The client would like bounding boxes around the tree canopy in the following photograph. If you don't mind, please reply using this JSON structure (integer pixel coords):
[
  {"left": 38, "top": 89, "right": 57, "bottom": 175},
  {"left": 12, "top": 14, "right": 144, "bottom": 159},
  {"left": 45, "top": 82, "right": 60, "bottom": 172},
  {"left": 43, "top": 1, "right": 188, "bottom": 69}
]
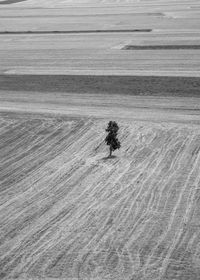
[{"left": 105, "top": 121, "right": 121, "bottom": 157}]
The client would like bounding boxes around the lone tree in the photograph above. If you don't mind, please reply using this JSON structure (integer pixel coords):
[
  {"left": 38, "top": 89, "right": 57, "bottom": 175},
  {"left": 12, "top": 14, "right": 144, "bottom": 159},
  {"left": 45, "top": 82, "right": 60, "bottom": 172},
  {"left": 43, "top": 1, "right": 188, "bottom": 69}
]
[{"left": 105, "top": 121, "right": 121, "bottom": 157}]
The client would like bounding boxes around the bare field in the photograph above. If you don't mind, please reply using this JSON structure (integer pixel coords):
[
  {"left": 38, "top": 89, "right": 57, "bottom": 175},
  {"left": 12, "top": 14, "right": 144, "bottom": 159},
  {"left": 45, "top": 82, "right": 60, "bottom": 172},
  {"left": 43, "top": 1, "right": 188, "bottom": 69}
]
[
  {"left": 1, "top": 109, "right": 200, "bottom": 280},
  {"left": 1, "top": 75, "right": 200, "bottom": 97},
  {"left": 1, "top": 43, "right": 200, "bottom": 77},
  {"left": 1, "top": 89, "right": 200, "bottom": 124}
]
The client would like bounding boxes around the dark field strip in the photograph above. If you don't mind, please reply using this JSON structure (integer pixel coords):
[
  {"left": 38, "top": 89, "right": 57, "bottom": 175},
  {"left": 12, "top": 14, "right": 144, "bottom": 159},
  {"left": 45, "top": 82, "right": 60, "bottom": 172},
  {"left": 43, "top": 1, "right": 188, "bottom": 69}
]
[
  {"left": 0, "top": 0, "right": 26, "bottom": 4},
  {"left": 1, "top": 74, "right": 200, "bottom": 97},
  {"left": 0, "top": 13, "right": 163, "bottom": 18},
  {"left": 0, "top": 29, "right": 152, "bottom": 35},
  {"left": 123, "top": 45, "right": 200, "bottom": 50}
]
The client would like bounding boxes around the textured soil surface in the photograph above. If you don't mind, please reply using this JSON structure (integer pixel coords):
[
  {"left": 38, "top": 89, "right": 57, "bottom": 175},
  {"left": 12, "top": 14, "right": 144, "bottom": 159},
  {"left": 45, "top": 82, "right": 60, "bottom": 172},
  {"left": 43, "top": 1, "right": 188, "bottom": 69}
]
[{"left": 1, "top": 110, "right": 200, "bottom": 280}]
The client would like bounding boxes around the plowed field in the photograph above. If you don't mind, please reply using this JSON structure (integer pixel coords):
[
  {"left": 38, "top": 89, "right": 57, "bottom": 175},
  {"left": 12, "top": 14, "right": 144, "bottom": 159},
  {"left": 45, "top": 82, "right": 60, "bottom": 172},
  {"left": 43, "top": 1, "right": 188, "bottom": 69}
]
[{"left": 1, "top": 96, "right": 200, "bottom": 279}]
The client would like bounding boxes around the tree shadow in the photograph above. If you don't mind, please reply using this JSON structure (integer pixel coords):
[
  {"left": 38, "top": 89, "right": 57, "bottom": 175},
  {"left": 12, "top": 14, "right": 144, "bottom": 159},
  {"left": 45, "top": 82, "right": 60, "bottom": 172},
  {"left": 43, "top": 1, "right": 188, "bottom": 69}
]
[{"left": 101, "top": 155, "right": 117, "bottom": 161}]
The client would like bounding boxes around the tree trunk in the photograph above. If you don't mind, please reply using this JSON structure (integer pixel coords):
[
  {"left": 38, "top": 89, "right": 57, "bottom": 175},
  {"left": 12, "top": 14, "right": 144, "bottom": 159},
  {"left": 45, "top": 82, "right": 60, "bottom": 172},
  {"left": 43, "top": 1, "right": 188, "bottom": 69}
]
[{"left": 109, "top": 146, "right": 112, "bottom": 157}]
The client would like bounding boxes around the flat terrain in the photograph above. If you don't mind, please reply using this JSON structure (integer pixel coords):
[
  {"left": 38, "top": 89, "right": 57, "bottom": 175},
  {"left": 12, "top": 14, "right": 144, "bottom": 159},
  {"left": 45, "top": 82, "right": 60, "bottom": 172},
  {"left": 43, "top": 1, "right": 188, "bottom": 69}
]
[
  {"left": 1, "top": 74, "right": 200, "bottom": 97},
  {"left": 0, "top": 0, "right": 200, "bottom": 76},
  {"left": 0, "top": 1, "right": 200, "bottom": 280}
]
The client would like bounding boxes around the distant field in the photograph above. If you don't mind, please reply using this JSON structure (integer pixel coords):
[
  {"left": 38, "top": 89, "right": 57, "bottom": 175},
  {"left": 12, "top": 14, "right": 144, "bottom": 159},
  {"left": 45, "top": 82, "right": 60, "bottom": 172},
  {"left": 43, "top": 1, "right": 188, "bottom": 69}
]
[
  {"left": 1, "top": 74, "right": 200, "bottom": 97},
  {"left": 123, "top": 45, "right": 200, "bottom": 50},
  {"left": 0, "top": 0, "right": 26, "bottom": 4},
  {"left": 0, "top": 29, "right": 152, "bottom": 34},
  {"left": 0, "top": 0, "right": 200, "bottom": 76}
]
